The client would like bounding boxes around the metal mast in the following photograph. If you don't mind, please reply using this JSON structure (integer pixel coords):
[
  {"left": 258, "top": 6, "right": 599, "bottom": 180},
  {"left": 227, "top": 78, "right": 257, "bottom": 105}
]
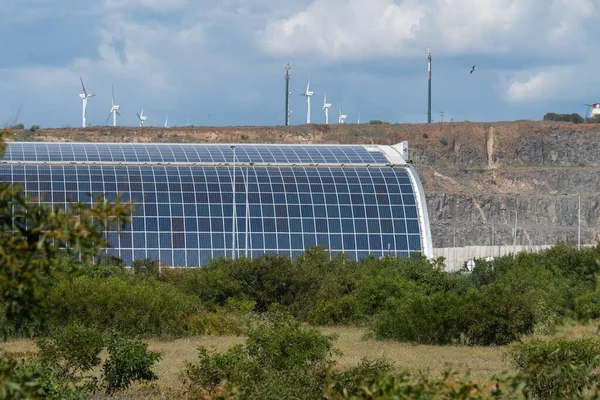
[
  {"left": 427, "top": 48, "right": 432, "bottom": 124},
  {"left": 284, "top": 63, "right": 291, "bottom": 126}
]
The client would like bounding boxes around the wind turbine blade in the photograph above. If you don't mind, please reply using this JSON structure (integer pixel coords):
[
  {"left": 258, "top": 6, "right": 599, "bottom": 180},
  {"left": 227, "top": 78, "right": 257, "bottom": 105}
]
[
  {"left": 136, "top": 113, "right": 141, "bottom": 119},
  {"left": 80, "top": 76, "right": 87, "bottom": 96},
  {"left": 112, "top": 84, "right": 115, "bottom": 105},
  {"left": 116, "top": 111, "right": 121, "bottom": 116}
]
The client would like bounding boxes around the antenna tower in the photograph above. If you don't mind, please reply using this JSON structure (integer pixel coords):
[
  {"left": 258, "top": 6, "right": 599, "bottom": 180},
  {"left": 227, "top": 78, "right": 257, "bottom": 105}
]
[
  {"left": 284, "top": 63, "right": 292, "bottom": 126},
  {"left": 427, "top": 48, "right": 432, "bottom": 124}
]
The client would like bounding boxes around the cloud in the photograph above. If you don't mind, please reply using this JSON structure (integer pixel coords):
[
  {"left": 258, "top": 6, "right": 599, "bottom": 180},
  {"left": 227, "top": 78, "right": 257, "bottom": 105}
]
[
  {"left": 258, "top": 0, "right": 598, "bottom": 62},
  {"left": 505, "top": 71, "right": 561, "bottom": 102}
]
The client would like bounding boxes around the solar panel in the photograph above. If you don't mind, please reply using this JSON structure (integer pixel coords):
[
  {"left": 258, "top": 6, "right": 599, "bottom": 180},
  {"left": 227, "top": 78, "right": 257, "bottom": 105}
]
[
  {"left": 2, "top": 143, "right": 391, "bottom": 165},
  {"left": 0, "top": 163, "right": 424, "bottom": 267}
]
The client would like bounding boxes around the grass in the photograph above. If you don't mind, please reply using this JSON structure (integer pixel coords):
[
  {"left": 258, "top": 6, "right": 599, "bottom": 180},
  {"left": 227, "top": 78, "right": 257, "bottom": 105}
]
[{"left": 1, "top": 323, "right": 598, "bottom": 399}]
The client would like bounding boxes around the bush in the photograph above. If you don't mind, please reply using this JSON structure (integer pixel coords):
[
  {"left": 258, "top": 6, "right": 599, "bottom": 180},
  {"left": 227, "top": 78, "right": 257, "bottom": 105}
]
[
  {"left": 102, "top": 332, "right": 162, "bottom": 394},
  {"left": 329, "top": 358, "right": 394, "bottom": 397},
  {"left": 575, "top": 291, "right": 600, "bottom": 322},
  {"left": 330, "top": 370, "right": 526, "bottom": 399},
  {"left": 43, "top": 275, "right": 200, "bottom": 336},
  {"left": 0, "top": 354, "right": 86, "bottom": 400},
  {"left": 508, "top": 337, "right": 600, "bottom": 399},
  {"left": 36, "top": 324, "right": 104, "bottom": 383},
  {"left": 184, "top": 311, "right": 338, "bottom": 399},
  {"left": 440, "top": 137, "right": 448, "bottom": 146}
]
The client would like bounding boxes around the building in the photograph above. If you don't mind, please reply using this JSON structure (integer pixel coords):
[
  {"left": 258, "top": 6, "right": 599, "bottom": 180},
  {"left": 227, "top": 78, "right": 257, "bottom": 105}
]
[
  {"left": 592, "top": 104, "right": 600, "bottom": 118},
  {"left": 0, "top": 142, "right": 432, "bottom": 267}
]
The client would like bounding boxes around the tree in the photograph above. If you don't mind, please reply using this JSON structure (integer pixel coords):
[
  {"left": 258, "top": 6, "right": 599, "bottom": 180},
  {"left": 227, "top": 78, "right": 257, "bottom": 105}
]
[
  {"left": 543, "top": 112, "right": 584, "bottom": 124},
  {"left": 0, "top": 129, "right": 132, "bottom": 335}
]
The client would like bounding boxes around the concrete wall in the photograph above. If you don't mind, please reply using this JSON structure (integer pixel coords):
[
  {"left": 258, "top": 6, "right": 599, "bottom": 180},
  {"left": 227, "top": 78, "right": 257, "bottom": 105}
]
[{"left": 433, "top": 244, "right": 596, "bottom": 272}]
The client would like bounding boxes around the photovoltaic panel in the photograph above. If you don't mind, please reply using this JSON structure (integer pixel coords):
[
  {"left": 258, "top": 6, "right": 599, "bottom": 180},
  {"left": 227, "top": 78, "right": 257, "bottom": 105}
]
[
  {"left": 0, "top": 142, "right": 430, "bottom": 267},
  {"left": 2, "top": 143, "right": 390, "bottom": 165}
]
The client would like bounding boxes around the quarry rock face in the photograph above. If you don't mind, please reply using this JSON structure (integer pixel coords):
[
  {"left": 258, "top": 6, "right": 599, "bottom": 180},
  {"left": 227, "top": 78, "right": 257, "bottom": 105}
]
[{"left": 11, "top": 121, "right": 600, "bottom": 248}]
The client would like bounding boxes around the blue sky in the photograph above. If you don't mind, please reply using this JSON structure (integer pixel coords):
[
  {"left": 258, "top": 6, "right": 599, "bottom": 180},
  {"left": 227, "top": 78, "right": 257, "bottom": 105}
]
[{"left": 1, "top": 0, "right": 599, "bottom": 128}]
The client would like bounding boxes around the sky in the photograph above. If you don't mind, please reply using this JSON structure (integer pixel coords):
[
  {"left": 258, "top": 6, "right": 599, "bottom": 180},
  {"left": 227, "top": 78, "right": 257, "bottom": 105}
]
[{"left": 1, "top": 0, "right": 599, "bottom": 128}]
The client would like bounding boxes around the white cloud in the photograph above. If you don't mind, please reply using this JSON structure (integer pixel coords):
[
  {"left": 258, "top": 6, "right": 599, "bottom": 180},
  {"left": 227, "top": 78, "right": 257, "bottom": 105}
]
[
  {"left": 258, "top": 0, "right": 599, "bottom": 61},
  {"left": 505, "top": 71, "right": 561, "bottom": 102}
]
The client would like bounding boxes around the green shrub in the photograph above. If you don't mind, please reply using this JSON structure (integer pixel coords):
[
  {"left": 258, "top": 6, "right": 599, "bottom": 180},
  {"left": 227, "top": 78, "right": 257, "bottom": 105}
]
[
  {"left": 330, "top": 370, "right": 526, "bottom": 399},
  {"left": 132, "top": 258, "right": 161, "bottom": 276},
  {"left": 36, "top": 324, "right": 104, "bottom": 383},
  {"left": 329, "top": 358, "right": 394, "bottom": 397},
  {"left": 101, "top": 332, "right": 162, "bottom": 394},
  {"left": 371, "top": 291, "right": 463, "bottom": 344},
  {"left": 575, "top": 291, "right": 600, "bottom": 322},
  {"left": 0, "top": 354, "right": 86, "bottom": 400},
  {"left": 43, "top": 275, "right": 200, "bottom": 336},
  {"left": 184, "top": 311, "right": 337, "bottom": 399},
  {"left": 508, "top": 337, "right": 600, "bottom": 399}
]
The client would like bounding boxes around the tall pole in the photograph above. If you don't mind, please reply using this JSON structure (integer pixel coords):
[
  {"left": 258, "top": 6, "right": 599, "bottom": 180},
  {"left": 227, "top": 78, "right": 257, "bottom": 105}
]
[
  {"left": 231, "top": 146, "right": 236, "bottom": 260},
  {"left": 284, "top": 63, "right": 291, "bottom": 126},
  {"left": 427, "top": 48, "right": 432, "bottom": 124},
  {"left": 512, "top": 209, "right": 518, "bottom": 259},
  {"left": 578, "top": 194, "right": 581, "bottom": 250}
]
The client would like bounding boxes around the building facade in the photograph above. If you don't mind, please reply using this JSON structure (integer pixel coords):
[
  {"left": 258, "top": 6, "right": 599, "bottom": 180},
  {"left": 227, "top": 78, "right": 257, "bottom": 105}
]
[{"left": 0, "top": 142, "right": 432, "bottom": 267}]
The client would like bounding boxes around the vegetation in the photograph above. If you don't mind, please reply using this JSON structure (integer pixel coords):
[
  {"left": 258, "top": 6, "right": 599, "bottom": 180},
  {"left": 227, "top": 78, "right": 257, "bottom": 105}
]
[
  {"left": 543, "top": 112, "right": 584, "bottom": 123},
  {"left": 4, "top": 126, "right": 600, "bottom": 398}
]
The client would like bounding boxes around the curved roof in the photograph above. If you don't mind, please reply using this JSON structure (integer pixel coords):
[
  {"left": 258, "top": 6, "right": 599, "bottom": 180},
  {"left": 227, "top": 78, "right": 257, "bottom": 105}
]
[{"left": 1, "top": 142, "right": 408, "bottom": 166}]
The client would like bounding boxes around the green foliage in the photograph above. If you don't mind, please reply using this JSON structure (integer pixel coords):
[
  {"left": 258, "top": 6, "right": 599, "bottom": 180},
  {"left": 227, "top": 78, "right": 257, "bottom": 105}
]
[
  {"left": 508, "top": 337, "right": 600, "bottom": 399},
  {"left": 329, "top": 358, "right": 394, "bottom": 397},
  {"left": 368, "top": 120, "right": 384, "bottom": 125},
  {"left": 440, "top": 137, "right": 448, "bottom": 146},
  {"left": 36, "top": 325, "right": 104, "bottom": 383},
  {"left": 101, "top": 332, "right": 162, "bottom": 394},
  {"left": 0, "top": 354, "right": 86, "bottom": 400},
  {"left": 543, "top": 112, "right": 584, "bottom": 123},
  {"left": 574, "top": 291, "right": 600, "bottom": 322},
  {"left": 184, "top": 311, "right": 338, "bottom": 399},
  {"left": 0, "top": 128, "right": 131, "bottom": 333},
  {"left": 43, "top": 275, "right": 200, "bottom": 336},
  {"left": 330, "top": 370, "right": 526, "bottom": 399},
  {"left": 132, "top": 257, "right": 161, "bottom": 276}
]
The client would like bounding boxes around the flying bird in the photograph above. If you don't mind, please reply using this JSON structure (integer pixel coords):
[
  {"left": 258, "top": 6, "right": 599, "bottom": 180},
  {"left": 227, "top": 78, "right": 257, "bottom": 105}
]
[{"left": 470, "top": 65, "right": 476, "bottom": 74}]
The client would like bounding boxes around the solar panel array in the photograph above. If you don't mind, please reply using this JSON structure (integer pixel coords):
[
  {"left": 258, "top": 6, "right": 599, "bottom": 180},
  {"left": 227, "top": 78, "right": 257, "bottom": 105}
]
[
  {"left": 0, "top": 143, "right": 425, "bottom": 267},
  {"left": 2, "top": 143, "right": 390, "bottom": 164}
]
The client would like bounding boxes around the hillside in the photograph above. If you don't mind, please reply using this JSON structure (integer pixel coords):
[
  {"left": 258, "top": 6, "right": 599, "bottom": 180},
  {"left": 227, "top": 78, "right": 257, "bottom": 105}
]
[{"left": 8, "top": 121, "right": 600, "bottom": 248}]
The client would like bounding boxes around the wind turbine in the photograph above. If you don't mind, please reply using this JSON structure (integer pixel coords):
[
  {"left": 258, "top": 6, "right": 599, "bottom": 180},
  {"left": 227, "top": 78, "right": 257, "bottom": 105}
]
[
  {"left": 301, "top": 78, "right": 314, "bottom": 124},
  {"left": 78, "top": 76, "right": 95, "bottom": 128},
  {"left": 136, "top": 109, "right": 147, "bottom": 127},
  {"left": 584, "top": 103, "right": 592, "bottom": 121},
  {"left": 106, "top": 84, "right": 120, "bottom": 126},
  {"left": 338, "top": 105, "right": 347, "bottom": 124},
  {"left": 322, "top": 93, "right": 331, "bottom": 124},
  {"left": 164, "top": 115, "right": 168, "bottom": 128}
]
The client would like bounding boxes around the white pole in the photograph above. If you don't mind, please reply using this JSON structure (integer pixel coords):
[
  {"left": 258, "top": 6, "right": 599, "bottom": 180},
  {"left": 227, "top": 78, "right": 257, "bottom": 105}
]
[
  {"left": 307, "top": 96, "right": 311, "bottom": 124},
  {"left": 512, "top": 209, "right": 517, "bottom": 259},
  {"left": 578, "top": 194, "right": 581, "bottom": 250},
  {"left": 245, "top": 165, "right": 249, "bottom": 258},
  {"left": 231, "top": 146, "right": 236, "bottom": 260},
  {"left": 82, "top": 99, "right": 87, "bottom": 128}
]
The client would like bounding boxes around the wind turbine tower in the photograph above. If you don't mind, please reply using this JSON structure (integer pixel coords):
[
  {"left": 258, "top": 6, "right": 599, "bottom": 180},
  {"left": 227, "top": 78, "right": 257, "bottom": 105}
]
[
  {"left": 338, "top": 105, "right": 347, "bottom": 124},
  {"left": 302, "top": 78, "right": 314, "bottom": 124},
  {"left": 78, "top": 77, "right": 95, "bottom": 128},
  {"left": 322, "top": 93, "right": 331, "bottom": 124},
  {"left": 284, "top": 63, "right": 291, "bottom": 126},
  {"left": 107, "top": 84, "right": 120, "bottom": 127},
  {"left": 427, "top": 47, "right": 432, "bottom": 124}
]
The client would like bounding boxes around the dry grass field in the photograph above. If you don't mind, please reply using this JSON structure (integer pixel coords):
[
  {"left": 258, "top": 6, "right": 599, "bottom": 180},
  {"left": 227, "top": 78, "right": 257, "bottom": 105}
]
[{"left": 1, "top": 323, "right": 597, "bottom": 399}]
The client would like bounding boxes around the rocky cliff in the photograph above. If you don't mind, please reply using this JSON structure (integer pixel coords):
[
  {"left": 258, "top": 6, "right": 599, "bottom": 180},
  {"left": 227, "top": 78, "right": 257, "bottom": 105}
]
[{"left": 9, "top": 121, "right": 600, "bottom": 248}]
